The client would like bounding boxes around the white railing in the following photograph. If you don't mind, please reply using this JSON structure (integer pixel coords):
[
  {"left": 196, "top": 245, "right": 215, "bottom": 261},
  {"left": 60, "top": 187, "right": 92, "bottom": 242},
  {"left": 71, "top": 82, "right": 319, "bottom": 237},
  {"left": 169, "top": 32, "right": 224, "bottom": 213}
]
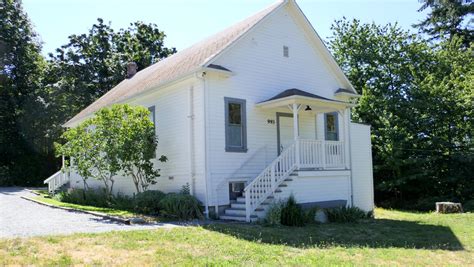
[
  {"left": 243, "top": 139, "right": 345, "bottom": 222},
  {"left": 44, "top": 171, "right": 69, "bottom": 193},
  {"left": 324, "top": 140, "right": 345, "bottom": 168},
  {"left": 244, "top": 143, "right": 297, "bottom": 221},
  {"left": 299, "top": 139, "right": 345, "bottom": 169}
]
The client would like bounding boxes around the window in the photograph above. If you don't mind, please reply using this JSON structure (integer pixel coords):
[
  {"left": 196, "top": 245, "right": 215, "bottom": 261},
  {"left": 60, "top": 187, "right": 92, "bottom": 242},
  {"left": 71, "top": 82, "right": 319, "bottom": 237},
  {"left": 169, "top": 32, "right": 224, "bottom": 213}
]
[
  {"left": 225, "top": 97, "right": 247, "bottom": 152},
  {"left": 325, "top": 112, "right": 339, "bottom": 141},
  {"left": 283, "top": 45, "right": 289, "bottom": 57},
  {"left": 148, "top": 106, "right": 155, "bottom": 124}
]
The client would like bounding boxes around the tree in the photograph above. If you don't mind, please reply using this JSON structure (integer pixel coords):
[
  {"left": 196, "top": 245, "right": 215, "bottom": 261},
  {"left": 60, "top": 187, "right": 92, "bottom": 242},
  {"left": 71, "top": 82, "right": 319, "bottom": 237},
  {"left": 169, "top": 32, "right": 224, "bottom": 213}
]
[
  {"left": 0, "top": 14, "right": 176, "bottom": 186},
  {"left": 415, "top": 0, "right": 473, "bottom": 45},
  {"left": 57, "top": 104, "right": 166, "bottom": 196},
  {"left": 57, "top": 118, "right": 120, "bottom": 198},
  {"left": 0, "top": 0, "right": 52, "bottom": 186},
  {"left": 329, "top": 18, "right": 473, "bottom": 208}
]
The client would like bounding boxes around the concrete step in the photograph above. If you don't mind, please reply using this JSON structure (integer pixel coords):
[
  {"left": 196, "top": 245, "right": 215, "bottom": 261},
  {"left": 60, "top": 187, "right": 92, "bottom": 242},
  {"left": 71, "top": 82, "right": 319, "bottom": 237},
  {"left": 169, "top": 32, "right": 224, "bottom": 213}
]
[
  {"left": 236, "top": 197, "right": 246, "bottom": 202},
  {"left": 231, "top": 202, "right": 245, "bottom": 209},
  {"left": 225, "top": 208, "right": 246, "bottom": 216},
  {"left": 220, "top": 214, "right": 258, "bottom": 222}
]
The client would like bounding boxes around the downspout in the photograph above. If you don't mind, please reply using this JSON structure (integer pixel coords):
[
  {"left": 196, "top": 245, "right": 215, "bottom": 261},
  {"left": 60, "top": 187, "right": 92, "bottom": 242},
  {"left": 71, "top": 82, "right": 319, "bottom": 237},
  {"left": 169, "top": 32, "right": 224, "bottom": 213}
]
[
  {"left": 196, "top": 71, "right": 210, "bottom": 219},
  {"left": 188, "top": 86, "right": 196, "bottom": 196},
  {"left": 347, "top": 108, "right": 354, "bottom": 206}
]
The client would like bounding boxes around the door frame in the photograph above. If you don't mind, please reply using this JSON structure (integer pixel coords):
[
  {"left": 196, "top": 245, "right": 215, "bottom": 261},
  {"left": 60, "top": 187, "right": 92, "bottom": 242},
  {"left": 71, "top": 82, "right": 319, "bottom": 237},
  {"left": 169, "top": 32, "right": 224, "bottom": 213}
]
[{"left": 276, "top": 112, "right": 296, "bottom": 156}]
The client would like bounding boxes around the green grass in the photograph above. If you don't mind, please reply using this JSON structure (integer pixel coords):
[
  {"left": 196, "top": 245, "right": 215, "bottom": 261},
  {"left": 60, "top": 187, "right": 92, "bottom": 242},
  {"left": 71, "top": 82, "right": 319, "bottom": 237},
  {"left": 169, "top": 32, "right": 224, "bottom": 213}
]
[
  {"left": 32, "top": 194, "right": 137, "bottom": 217},
  {"left": 30, "top": 190, "right": 172, "bottom": 223},
  {"left": 1, "top": 208, "right": 472, "bottom": 266}
]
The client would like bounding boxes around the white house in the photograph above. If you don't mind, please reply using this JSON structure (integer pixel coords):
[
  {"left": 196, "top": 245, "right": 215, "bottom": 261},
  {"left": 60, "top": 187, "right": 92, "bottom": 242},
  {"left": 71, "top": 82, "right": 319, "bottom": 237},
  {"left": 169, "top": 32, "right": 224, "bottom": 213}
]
[{"left": 45, "top": 0, "right": 374, "bottom": 222}]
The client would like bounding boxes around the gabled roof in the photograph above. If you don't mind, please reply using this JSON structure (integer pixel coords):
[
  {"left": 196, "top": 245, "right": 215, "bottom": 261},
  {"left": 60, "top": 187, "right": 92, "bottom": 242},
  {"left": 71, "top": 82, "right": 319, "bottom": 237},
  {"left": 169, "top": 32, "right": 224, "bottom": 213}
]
[
  {"left": 64, "top": 0, "right": 286, "bottom": 127},
  {"left": 65, "top": 0, "right": 358, "bottom": 127},
  {"left": 262, "top": 88, "right": 343, "bottom": 103}
]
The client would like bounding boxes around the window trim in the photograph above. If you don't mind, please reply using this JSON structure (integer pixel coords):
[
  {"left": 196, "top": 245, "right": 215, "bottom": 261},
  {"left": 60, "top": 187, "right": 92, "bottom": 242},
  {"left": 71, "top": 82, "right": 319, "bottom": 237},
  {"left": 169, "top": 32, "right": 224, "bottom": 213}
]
[
  {"left": 224, "top": 97, "right": 247, "bottom": 153},
  {"left": 324, "top": 112, "right": 339, "bottom": 141}
]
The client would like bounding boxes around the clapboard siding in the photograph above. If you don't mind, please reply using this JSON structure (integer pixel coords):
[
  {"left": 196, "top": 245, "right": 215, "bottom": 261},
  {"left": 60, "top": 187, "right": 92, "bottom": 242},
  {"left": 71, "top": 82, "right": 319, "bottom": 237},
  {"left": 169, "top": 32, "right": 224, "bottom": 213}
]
[
  {"left": 70, "top": 77, "right": 209, "bottom": 201},
  {"left": 276, "top": 172, "right": 351, "bottom": 204},
  {"left": 205, "top": 7, "right": 348, "bottom": 205},
  {"left": 350, "top": 123, "right": 374, "bottom": 212}
]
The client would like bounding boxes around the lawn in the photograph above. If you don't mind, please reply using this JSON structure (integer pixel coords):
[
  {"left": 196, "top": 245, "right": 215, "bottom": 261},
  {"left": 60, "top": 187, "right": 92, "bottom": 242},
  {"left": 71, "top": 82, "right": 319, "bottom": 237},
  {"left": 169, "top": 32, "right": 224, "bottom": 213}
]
[
  {"left": 1, "top": 208, "right": 473, "bottom": 266},
  {"left": 30, "top": 190, "right": 136, "bottom": 218}
]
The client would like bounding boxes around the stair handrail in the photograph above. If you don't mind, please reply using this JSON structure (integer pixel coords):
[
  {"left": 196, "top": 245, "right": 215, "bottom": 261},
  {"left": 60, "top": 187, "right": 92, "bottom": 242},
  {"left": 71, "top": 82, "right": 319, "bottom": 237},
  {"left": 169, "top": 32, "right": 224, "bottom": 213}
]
[
  {"left": 244, "top": 141, "right": 297, "bottom": 221},
  {"left": 44, "top": 170, "right": 69, "bottom": 193}
]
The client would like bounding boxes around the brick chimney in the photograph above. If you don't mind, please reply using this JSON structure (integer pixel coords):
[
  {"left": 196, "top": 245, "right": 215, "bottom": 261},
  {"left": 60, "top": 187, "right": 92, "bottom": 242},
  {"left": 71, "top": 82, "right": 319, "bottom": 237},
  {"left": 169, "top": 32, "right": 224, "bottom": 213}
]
[{"left": 126, "top": 62, "right": 138, "bottom": 78}]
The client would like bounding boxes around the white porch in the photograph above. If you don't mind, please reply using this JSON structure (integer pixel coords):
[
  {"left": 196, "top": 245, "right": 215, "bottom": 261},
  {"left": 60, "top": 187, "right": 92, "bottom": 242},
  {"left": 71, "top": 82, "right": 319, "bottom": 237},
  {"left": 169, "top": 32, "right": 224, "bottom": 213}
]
[{"left": 239, "top": 89, "right": 355, "bottom": 221}]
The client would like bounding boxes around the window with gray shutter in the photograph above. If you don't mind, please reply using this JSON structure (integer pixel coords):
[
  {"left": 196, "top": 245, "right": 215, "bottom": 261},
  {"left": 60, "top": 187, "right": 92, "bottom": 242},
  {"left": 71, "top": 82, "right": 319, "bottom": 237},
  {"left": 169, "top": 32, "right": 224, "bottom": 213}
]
[
  {"left": 325, "top": 112, "right": 339, "bottom": 141},
  {"left": 225, "top": 97, "right": 247, "bottom": 152}
]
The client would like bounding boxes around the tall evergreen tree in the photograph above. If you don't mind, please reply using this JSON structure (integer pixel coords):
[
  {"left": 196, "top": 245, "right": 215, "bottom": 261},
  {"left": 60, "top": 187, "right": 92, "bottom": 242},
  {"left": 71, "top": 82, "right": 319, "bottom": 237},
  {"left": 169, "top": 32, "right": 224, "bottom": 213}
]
[
  {"left": 0, "top": 0, "right": 50, "bottom": 185},
  {"left": 415, "top": 0, "right": 473, "bottom": 45}
]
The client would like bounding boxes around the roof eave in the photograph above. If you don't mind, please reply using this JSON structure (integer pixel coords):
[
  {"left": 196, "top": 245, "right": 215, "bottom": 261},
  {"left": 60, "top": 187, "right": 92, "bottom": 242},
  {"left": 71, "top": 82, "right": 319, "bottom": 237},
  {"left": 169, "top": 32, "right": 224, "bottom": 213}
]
[
  {"left": 335, "top": 92, "right": 361, "bottom": 98},
  {"left": 256, "top": 95, "right": 356, "bottom": 109}
]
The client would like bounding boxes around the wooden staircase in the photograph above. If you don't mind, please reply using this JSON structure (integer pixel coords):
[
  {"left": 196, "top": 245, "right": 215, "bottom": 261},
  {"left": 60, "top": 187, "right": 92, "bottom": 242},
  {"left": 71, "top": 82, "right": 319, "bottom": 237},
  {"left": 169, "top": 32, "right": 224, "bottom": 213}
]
[{"left": 220, "top": 172, "right": 298, "bottom": 222}]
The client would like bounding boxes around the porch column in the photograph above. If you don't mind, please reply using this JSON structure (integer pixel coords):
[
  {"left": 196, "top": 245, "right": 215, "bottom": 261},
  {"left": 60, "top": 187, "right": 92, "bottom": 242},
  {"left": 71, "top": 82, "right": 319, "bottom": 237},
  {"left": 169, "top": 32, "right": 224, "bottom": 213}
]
[{"left": 292, "top": 103, "right": 301, "bottom": 168}]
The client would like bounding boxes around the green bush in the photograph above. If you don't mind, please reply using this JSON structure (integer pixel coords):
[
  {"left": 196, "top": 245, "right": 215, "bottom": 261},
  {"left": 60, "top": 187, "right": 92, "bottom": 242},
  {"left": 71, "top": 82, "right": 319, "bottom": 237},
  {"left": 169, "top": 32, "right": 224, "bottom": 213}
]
[
  {"left": 159, "top": 193, "right": 203, "bottom": 220},
  {"left": 134, "top": 190, "right": 166, "bottom": 215},
  {"left": 53, "top": 188, "right": 133, "bottom": 210},
  {"left": 263, "top": 201, "right": 284, "bottom": 226},
  {"left": 463, "top": 200, "right": 474, "bottom": 212},
  {"left": 325, "top": 206, "right": 368, "bottom": 223},
  {"left": 303, "top": 206, "right": 320, "bottom": 224},
  {"left": 54, "top": 188, "right": 109, "bottom": 207},
  {"left": 280, "top": 195, "right": 305, "bottom": 227}
]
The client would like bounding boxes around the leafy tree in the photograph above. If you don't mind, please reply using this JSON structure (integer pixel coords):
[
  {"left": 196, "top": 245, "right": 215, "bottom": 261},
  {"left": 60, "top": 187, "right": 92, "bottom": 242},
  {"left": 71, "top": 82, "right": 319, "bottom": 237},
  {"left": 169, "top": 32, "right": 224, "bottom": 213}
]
[
  {"left": 0, "top": 13, "right": 176, "bottom": 186},
  {"left": 0, "top": 0, "right": 52, "bottom": 186},
  {"left": 415, "top": 0, "right": 473, "bottom": 45},
  {"left": 57, "top": 118, "right": 120, "bottom": 198},
  {"left": 329, "top": 18, "right": 473, "bottom": 207},
  {"left": 94, "top": 105, "right": 167, "bottom": 193},
  {"left": 57, "top": 104, "right": 166, "bottom": 196}
]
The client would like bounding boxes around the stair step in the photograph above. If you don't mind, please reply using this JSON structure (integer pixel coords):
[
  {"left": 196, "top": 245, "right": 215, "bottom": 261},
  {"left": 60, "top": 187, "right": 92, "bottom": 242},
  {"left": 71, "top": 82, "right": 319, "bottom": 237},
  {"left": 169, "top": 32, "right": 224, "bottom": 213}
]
[
  {"left": 236, "top": 197, "right": 245, "bottom": 202},
  {"left": 284, "top": 178, "right": 293, "bottom": 182},
  {"left": 274, "top": 189, "right": 282, "bottom": 193},
  {"left": 278, "top": 184, "right": 287, "bottom": 187},
  {"left": 231, "top": 202, "right": 246, "bottom": 209},
  {"left": 220, "top": 215, "right": 258, "bottom": 222},
  {"left": 225, "top": 208, "right": 246, "bottom": 216}
]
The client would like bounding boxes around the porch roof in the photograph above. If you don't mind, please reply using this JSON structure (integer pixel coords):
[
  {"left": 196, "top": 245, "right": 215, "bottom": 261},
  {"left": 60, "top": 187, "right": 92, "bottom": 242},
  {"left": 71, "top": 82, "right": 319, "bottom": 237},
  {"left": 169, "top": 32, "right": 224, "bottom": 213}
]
[{"left": 256, "top": 88, "right": 355, "bottom": 111}]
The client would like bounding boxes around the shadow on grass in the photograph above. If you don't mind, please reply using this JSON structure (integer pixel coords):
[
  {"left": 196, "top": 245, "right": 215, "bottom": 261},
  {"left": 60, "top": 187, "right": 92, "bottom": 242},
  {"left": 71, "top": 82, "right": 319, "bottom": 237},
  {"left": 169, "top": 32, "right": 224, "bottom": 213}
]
[{"left": 203, "top": 218, "right": 463, "bottom": 250}]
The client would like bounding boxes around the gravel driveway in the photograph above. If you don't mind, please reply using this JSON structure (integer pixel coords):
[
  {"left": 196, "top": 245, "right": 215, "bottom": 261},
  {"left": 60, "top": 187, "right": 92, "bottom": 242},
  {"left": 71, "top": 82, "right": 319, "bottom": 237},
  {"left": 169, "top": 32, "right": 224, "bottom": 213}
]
[{"left": 0, "top": 187, "right": 178, "bottom": 238}]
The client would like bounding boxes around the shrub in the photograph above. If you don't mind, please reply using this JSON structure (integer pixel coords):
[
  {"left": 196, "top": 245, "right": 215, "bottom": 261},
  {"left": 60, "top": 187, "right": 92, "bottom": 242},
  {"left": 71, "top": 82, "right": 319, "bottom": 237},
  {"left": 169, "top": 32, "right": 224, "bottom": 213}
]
[
  {"left": 159, "top": 193, "right": 203, "bottom": 220},
  {"left": 280, "top": 195, "right": 305, "bottom": 227},
  {"left": 263, "top": 200, "right": 284, "bottom": 226},
  {"left": 54, "top": 188, "right": 109, "bottom": 207},
  {"left": 325, "top": 206, "right": 368, "bottom": 223},
  {"left": 303, "top": 206, "right": 320, "bottom": 224},
  {"left": 180, "top": 183, "right": 191, "bottom": 195},
  {"left": 134, "top": 190, "right": 166, "bottom": 215},
  {"left": 462, "top": 200, "right": 474, "bottom": 212}
]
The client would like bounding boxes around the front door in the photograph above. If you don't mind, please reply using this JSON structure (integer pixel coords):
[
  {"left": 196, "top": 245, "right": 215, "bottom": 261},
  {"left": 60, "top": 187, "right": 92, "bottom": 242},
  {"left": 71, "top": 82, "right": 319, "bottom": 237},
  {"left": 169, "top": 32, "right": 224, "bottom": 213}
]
[{"left": 277, "top": 113, "right": 295, "bottom": 155}]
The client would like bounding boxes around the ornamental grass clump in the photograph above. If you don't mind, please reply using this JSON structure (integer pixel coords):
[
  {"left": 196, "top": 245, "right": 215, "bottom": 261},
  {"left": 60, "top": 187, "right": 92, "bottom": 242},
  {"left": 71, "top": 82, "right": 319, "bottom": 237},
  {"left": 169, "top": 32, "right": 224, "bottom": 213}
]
[
  {"left": 325, "top": 206, "right": 368, "bottom": 223},
  {"left": 280, "top": 195, "right": 305, "bottom": 227},
  {"left": 159, "top": 193, "right": 204, "bottom": 220}
]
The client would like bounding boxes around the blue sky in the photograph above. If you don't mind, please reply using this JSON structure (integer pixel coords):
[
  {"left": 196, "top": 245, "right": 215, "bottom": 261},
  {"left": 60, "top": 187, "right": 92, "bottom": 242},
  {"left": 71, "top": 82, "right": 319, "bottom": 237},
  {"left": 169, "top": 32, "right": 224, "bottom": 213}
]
[{"left": 23, "top": 0, "right": 428, "bottom": 56}]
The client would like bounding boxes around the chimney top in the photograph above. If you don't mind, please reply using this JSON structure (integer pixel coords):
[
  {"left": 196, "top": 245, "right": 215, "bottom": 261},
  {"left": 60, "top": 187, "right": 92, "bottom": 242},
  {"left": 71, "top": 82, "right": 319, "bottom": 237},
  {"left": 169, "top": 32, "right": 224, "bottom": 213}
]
[{"left": 126, "top": 62, "right": 138, "bottom": 79}]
